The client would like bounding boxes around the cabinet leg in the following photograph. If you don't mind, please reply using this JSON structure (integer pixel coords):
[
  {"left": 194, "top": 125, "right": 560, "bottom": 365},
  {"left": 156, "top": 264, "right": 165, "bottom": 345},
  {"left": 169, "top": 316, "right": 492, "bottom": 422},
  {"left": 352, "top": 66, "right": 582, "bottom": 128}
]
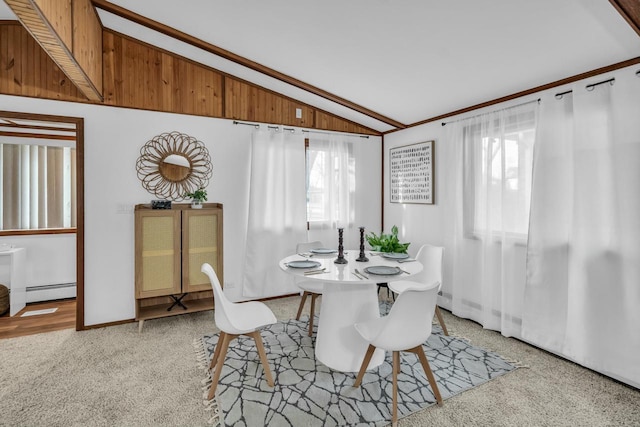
[{"left": 138, "top": 319, "right": 144, "bottom": 333}]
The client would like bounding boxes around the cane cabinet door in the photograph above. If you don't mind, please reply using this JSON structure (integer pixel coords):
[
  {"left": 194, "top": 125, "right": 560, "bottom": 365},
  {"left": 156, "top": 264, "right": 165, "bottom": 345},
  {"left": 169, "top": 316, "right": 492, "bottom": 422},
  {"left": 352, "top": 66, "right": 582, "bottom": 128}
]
[
  {"left": 135, "top": 209, "right": 182, "bottom": 298},
  {"left": 182, "top": 207, "right": 223, "bottom": 293}
]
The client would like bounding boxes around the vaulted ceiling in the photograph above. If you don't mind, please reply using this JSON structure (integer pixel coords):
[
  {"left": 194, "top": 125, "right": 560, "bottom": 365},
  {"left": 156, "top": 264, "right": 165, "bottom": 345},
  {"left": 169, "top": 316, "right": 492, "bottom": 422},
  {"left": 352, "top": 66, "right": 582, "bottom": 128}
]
[{"left": 1, "top": 0, "right": 640, "bottom": 133}]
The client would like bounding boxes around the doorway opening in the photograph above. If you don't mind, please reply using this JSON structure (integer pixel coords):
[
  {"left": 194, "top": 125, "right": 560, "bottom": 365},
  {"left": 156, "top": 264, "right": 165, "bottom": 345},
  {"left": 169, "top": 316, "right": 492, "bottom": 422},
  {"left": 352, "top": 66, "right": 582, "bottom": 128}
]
[{"left": 0, "top": 110, "right": 84, "bottom": 338}]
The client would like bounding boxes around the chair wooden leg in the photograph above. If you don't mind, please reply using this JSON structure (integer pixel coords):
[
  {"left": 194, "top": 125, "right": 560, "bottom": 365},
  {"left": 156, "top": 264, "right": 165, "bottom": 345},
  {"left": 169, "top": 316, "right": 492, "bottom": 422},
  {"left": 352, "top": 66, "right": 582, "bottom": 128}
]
[
  {"left": 410, "top": 345, "right": 442, "bottom": 405},
  {"left": 435, "top": 306, "right": 449, "bottom": 336},
  {"left": 208, "top": 332, "right": 234, "bottom": 400},
  {"left": 308, "top": 293, "right": 319, "bottom": 337},
  {"left": 249, "top": 331, "right": 275, "bottom": 387},
  {"left": 392, "top": 351, "right": 400, "bottom": 427},
  {"left": 295, "top": 291, "right": 309, "bottom": 320},
  {"left": 209, "top": 331, "right": 227, "bottom": 370},
  {"left": 353, "top": 344, "right": 376, "bottom": 388}
]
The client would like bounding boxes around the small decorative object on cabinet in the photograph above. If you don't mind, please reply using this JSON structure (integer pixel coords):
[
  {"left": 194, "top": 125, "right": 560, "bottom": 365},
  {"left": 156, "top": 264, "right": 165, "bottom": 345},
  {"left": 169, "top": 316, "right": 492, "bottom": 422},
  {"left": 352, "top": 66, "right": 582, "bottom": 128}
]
[
  {"left": 134, "top": 203, "right": 223, "bottom": 331},
  {"left": 184, "top": 188, "right": 207, "bottom": 209}
]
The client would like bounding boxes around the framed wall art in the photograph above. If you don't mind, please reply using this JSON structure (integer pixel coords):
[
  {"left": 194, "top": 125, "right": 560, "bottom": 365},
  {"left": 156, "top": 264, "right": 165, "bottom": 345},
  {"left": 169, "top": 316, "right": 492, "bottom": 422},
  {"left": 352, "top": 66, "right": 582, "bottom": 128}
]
[{"left": 390, "top": 140, "right": 434, "bottom": 204}]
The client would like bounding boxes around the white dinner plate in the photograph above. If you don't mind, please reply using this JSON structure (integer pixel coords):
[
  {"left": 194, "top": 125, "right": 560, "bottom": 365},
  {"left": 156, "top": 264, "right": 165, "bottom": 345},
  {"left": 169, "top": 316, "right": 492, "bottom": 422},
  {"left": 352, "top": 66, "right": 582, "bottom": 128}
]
[
  {"left": 287, "top": 260, "right": 322, "bottom": 269},
  {"left": 310, "top": 248, "right": 338, "bottom": 255},
  {"left": 364, "top": 266, "right": 402, "bottom": 276},
  {"left": 381, "top": 252, "right": 410, "bottom": 260}
]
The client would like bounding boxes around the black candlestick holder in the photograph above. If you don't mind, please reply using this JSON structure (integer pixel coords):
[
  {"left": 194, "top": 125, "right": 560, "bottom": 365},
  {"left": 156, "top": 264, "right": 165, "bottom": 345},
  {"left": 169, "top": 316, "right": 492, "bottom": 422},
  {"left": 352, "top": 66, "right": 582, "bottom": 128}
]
[
  {"left": 334, "top": 227, "right": 348, "bottom": 264},
  {"left": 356, "top": 226, "right": 369, "bottom": 262}
]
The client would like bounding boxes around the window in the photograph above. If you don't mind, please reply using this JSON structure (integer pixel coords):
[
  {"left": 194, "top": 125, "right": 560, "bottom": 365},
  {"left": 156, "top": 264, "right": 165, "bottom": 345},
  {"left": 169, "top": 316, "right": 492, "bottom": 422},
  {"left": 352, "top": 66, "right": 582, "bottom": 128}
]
[
  {"left": 0, "top": 141, "right": 76, "bottom": 231},
  {"left": 305, "top": 137, "right": 355, "bottom": 228},
  {"left": 463, "top": 112, "right": 536, "bottom": 240}
]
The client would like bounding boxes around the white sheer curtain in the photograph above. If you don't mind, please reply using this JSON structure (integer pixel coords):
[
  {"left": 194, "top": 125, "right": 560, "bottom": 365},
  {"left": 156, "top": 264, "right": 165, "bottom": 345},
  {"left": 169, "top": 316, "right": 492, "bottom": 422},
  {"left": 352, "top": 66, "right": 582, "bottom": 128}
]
[
  {"left": 443, "top": 102, "right": 538, "bottom": 337},
  {"left": 522, "top": 69, "right": 640, "bottom": 388},
  {"left": 242, "top": 128, "right": 307, "bottom": 299},
  {"left": 307, "top": 133, "right": 355, "bottom": 231}
]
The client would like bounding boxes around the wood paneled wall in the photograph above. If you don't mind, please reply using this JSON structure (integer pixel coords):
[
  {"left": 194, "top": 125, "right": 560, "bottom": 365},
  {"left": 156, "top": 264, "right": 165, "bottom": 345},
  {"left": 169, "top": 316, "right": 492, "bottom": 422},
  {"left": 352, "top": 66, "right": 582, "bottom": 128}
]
[
  {"left": 4, "top": 0, "right": 102, "bottom": 101},
  {"left": 0, "top": 24, "right": 85, "bottom": 100},
  {"left": 225, "top": 77, "right": 313, "bottom": 127},
  {"left": 102, "top": 30, "right": 224, "bottom": 116},
  {"left": 315, "top": 111, "right": 378, "bottom": 135},
  {"left": 0, "top": 23, "right": 379, "bottom": 135}
]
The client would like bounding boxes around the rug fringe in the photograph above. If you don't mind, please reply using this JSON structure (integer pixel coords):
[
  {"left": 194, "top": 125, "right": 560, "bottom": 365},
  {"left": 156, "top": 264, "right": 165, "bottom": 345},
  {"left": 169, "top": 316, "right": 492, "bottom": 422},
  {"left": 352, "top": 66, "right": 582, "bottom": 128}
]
[
  {"left": 445, "top": 333, "right": 529, "bottom": 369},
  {"left": 502, "top": 358, "right": 530, "bottom": 369},
  {"left": 193, "top": 337, "right": 222, "bottom": 426}
]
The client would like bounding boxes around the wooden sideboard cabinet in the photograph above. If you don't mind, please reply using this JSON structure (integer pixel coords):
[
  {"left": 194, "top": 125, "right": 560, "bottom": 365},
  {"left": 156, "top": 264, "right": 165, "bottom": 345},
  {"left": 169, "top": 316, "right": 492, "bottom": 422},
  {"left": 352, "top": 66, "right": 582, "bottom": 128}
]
[{"left": 134, "top": 203, "right": 223, "bottom": 331}]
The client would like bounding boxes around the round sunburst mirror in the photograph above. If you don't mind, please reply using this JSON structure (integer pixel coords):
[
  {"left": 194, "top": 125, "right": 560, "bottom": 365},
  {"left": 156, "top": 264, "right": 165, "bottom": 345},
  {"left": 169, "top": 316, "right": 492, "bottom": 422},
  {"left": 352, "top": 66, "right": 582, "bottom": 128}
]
[{"left": 136, "top": 131, "right": 213, "bottom": 201}]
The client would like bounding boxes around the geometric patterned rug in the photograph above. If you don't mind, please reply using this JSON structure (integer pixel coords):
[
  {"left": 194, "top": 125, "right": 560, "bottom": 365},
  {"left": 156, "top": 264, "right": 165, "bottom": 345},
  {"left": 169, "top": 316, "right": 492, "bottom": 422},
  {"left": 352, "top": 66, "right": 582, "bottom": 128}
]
[{"left": 195, "top": 302, "right": 517, "bottom": 426}]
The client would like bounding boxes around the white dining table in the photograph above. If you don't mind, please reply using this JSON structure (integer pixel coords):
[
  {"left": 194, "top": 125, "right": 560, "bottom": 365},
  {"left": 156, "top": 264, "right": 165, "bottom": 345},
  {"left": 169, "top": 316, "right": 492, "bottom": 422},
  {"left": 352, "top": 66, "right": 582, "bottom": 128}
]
[{"left": 279, "top": 250, "right": 423, "bottom": 372}]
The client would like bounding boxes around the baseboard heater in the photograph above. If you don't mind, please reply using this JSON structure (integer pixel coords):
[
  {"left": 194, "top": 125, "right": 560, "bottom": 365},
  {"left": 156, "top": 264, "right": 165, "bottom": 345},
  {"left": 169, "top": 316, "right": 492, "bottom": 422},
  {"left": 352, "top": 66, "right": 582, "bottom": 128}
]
[{"left": 26, "top": 282, "right": 76, "bottom": 303}]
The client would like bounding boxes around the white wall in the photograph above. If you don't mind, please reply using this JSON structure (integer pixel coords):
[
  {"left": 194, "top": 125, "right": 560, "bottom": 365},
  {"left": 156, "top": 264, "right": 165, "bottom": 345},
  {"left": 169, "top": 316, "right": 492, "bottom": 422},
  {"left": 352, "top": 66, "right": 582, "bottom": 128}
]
[
  {"left": 383, "top": 122, "right": 447, "bottom": 249},
  {"left": 0, "top": 235, "right": 76, "bottom": 286},
  {"left": 0, "top": 94, "right": 381, "bottom": 326},
  {"left": 0, "top": 234, "right": 76, "bottom": 304},
  {"left": 382, "top": 122, "right": 452, "bottom": 303}
]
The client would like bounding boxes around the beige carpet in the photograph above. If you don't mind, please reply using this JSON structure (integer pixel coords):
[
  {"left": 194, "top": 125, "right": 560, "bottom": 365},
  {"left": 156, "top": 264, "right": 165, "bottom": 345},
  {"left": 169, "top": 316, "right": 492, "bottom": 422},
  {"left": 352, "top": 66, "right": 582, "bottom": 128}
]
[{"left": 0, "top": 295, "right": 638, "bottom": 426}]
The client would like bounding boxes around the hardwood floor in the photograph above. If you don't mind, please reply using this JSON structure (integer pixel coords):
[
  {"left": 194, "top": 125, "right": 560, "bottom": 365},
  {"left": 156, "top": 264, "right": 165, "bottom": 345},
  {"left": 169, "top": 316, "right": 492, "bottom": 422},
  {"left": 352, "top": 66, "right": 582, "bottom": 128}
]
[{"left": 0, "top": 299, "right": 76, "bottom": 339}]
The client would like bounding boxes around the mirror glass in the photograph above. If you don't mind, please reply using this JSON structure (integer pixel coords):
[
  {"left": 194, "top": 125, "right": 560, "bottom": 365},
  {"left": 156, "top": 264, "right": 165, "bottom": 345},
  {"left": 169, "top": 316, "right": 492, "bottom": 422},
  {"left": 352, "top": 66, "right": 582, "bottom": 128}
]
[{"left": 160, "top": 154, "right": 191, "bottom": 182}]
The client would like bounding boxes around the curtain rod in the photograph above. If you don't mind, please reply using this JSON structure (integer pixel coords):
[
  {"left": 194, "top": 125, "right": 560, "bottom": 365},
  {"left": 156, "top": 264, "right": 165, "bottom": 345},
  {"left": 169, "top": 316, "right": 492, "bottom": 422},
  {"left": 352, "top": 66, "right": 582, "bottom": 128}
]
[
  {"left": 441, "top": 98, "right": 540, "bottom": 126},
  {"left": 232, "top": 120, "right": 369, "bottom": 138},
  {"left": 233, "top": 120, "right": 260, "bottom": 129},
  {"left": 586, "top": 77, "right": 615, "bottom": 91},
  {"left": 555, "top": 77, "right": 617, "bottom": 99}
]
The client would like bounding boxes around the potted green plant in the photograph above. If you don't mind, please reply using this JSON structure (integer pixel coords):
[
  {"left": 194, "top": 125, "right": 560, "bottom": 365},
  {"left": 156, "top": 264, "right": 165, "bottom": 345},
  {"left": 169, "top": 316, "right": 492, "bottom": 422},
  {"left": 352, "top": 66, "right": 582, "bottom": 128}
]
[
  {"left": 184, "top": 188, "right": 207, "bottom": 209},
  {"left": 365, "top": 225, "right": 410, "bottom": 253}
]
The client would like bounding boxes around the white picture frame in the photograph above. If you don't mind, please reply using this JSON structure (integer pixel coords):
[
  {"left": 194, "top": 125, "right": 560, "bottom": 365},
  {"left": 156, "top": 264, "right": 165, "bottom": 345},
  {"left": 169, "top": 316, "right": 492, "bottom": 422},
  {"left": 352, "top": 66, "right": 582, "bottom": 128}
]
[{"left": 390, "top": 140, "right": 434, "bottom": 204}]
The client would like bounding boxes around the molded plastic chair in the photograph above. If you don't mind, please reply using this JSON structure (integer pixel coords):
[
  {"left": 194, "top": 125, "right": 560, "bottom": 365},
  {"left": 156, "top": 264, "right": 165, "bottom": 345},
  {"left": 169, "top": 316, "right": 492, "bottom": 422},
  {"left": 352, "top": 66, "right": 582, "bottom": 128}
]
[
  {"left": 388, "top": 244, "right": 449, "bottom": 335},
  {"left": 294, "top": 241, "right": 325, "bottom": 336},
  {"left": 353, "top": 282, "right": 443, "bottom": 426},
  {"left": 201, "top": 263, "right": 277, "bottom": 400}
]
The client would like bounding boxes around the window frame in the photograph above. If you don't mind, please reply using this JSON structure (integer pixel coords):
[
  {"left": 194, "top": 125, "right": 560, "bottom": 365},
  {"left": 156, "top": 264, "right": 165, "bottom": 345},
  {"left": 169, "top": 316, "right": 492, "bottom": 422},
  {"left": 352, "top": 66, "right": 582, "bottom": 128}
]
[
  {"left": 304, "top": 137, "right": 356, "bottom": 230},
  {"left": 0, "top": 129, "right": 77, "bottom": 234},
  {"left": 462, "top": 113, "right": 536, "bottom": 244}
]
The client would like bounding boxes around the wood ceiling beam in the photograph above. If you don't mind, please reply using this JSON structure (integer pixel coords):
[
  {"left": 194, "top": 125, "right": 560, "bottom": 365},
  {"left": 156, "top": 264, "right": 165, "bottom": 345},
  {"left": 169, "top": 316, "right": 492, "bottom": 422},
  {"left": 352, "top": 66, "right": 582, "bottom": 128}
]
[
  {"left": 5, "top": 0, "right": 103, "bottom": 102},
  {"left": 91, "top": 0, "right": 405, "bottom": 130},
  {"left": 609, "top": 0, "right": 640, "bottom": 37}
]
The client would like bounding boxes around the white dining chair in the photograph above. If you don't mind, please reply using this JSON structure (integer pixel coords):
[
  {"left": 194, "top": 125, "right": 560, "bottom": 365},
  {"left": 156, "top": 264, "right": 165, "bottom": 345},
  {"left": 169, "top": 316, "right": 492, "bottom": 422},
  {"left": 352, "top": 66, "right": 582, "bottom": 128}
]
[
  {"left": 201, "top": 263, "right": 277, "bottom": 400},
  {"left": 388, "top": 244, "right": 449, "bottom": 335},
  {"left": 294, "top": 241, "right": 325, "bottom": 336},
  {"left": 353, "top": 281, "right": 443, "bottom": 427}
]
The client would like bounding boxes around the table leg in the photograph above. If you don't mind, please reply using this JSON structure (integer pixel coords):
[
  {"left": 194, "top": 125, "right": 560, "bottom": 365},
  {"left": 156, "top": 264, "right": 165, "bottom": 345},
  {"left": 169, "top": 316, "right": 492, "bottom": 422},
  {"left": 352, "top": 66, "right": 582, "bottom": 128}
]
[{"left": 315, "top": 282, "right": 385, "bottom": 372}]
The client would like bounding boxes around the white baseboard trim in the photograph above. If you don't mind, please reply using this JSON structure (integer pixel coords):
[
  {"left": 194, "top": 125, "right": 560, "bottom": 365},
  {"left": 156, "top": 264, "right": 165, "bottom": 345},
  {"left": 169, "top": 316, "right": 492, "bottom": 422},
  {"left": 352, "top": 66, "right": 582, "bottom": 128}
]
[{"left": 26, "top": 282, "right": 76, "bottom": 303}]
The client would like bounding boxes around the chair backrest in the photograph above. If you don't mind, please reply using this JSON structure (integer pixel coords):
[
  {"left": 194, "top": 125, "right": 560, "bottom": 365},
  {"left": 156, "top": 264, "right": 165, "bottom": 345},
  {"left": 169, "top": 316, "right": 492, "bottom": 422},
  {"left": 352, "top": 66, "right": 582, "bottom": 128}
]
[
  {"left": 201, "top": 263, "right": 239, "bottom": 333},
  {"left": 296, "top": 240, "right": 324, "bottom": 254},
  {"left": 371, "top": 281, "right": 440, "bottom": 351},
  {"left": 412, "top": 244, "right": 444, "bottom": 290}
]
